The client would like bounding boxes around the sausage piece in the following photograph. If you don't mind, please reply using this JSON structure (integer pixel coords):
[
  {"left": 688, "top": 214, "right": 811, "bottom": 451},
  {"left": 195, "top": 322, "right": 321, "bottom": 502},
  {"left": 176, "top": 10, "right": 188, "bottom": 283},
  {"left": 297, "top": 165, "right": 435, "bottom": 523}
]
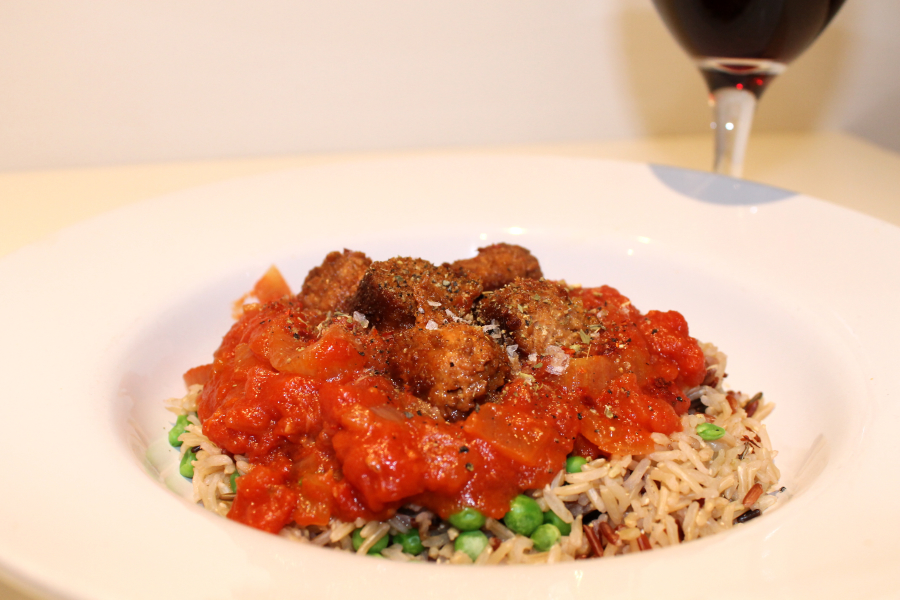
[
  {"left": 298, "top": 249, "right": 371, "bottom": 314},
  {"left": 451, "top": 243, "right": 542, "bottom": 291},
  {"left": 388, "top": 322, "right": 510, "bottom": 420},
  {"left": 476, "top": 278, "right": 585, "bottom": 356},
  {"left": 349, "top": 257, "right": 482, "bottom": 331}
]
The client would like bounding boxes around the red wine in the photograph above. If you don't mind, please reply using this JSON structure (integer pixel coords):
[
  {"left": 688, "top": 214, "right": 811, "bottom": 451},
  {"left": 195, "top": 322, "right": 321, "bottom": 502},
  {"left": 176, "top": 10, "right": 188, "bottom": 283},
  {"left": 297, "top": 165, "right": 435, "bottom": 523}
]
[{"left": 652, "top": 0, "right": 845, "bottom": 97}]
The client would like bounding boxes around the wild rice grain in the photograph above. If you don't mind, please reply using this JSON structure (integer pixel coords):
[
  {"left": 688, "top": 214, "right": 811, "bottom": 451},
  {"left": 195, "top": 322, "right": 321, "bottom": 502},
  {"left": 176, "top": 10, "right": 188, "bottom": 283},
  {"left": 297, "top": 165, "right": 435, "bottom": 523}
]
[
  {"left": 598, "top": 520, "right": 620, "bottom": 546},
  {"left": 583, "top": 523, "right": 603, "bottom": 558},
  {"left": 742, "top": 483, "right": 764, "bottom": 507},
  {"left": 733, "top": 508, "right": 762, "bottom": 525}
]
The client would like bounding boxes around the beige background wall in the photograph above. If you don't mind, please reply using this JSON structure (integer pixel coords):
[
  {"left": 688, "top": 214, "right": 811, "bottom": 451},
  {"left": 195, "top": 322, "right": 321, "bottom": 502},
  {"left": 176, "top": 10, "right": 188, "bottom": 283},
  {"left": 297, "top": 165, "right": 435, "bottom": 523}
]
[{"left": 1, "top": 0, "right": 897, "bottom": 171}]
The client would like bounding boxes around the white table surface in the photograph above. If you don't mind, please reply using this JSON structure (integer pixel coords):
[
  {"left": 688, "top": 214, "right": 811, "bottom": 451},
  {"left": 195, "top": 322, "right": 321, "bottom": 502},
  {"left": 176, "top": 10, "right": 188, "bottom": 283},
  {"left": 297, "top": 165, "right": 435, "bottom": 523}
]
[{"left": 1, "top": 131, "right": 898, "bottom": 599}]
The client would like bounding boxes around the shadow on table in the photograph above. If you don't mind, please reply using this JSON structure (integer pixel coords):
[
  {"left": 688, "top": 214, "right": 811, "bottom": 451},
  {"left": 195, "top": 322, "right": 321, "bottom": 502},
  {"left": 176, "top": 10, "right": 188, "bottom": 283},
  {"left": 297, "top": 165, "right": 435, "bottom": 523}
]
[{"left": 650, "top": 164, "right": 796, "bottom": 205}]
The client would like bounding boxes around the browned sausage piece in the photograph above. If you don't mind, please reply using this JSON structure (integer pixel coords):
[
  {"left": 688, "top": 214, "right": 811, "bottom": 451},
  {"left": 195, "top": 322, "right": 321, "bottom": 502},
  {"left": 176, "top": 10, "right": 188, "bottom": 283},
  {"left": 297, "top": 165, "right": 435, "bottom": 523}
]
[
  {"left": 298, "top": 249, "right": 372, "bottom": 314},
  {"left": 349, "top": 257, "right": 482, "bottom": 331},
  {"left": 387, "top": 322, "right": 510, "bottom": 420},
  {"left": 476, "top": 278, "right": 585, "bottom": 356},
  {"left": 451, "top": 243, "right": 542, "bottom": 291}
]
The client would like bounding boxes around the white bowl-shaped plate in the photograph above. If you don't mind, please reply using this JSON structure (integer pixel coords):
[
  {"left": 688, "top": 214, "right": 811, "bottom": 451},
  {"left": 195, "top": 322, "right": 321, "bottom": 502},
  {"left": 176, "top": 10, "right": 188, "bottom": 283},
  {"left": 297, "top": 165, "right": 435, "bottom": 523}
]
[{"left": 1, "top": 156, "right": 898, "bottom": 600}]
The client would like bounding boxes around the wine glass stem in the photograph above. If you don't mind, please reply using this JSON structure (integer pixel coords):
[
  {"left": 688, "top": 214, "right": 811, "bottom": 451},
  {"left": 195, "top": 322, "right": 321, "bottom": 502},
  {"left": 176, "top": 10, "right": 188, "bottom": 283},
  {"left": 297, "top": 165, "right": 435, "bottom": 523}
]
[{"left": 711, "top": 87, "right": 757, "bottom": 178}]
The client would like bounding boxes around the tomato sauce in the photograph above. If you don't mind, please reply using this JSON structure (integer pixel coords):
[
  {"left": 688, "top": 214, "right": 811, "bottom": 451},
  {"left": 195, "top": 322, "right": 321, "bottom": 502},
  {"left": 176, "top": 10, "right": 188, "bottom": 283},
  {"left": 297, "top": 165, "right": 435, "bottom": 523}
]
[{"left": 192, "top": 281, "right": 706, "bottom": 534}]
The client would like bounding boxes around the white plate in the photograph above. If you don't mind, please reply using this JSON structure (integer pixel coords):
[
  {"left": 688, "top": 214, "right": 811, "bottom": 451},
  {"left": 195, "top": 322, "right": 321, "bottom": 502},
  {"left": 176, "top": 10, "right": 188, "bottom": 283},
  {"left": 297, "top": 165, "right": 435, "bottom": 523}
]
[{"left": 1, "top": 155, "right": 898, "bottom": 600}]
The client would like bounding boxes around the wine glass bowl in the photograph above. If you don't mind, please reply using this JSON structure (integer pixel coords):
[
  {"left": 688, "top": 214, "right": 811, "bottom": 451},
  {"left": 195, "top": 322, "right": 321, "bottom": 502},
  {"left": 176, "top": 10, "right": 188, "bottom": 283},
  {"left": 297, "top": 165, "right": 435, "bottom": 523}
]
[{"left": 651, "top": 0, "right": 846, "bottom": 177}]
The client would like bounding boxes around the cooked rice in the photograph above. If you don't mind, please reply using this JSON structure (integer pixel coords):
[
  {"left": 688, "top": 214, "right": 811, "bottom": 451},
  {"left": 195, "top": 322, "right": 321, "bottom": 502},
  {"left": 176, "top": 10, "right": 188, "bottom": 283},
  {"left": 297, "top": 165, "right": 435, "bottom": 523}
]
[{"left": 165, "top": 341, "right": 782, "bottom": 563}]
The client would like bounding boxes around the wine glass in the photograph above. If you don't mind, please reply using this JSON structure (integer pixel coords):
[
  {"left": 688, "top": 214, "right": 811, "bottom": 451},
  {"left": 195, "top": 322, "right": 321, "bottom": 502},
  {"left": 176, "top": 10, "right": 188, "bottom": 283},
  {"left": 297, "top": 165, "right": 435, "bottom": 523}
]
[{"left": 651, "top": 0, "right": 846, "bottom": 178}]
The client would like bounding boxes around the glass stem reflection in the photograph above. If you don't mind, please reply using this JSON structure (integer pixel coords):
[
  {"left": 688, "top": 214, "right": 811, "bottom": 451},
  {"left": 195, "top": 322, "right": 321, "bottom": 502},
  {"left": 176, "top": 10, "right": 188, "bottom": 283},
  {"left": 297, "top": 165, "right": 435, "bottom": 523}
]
[{"left": 710, "top": 87, "right": 756, "bottom": 178}]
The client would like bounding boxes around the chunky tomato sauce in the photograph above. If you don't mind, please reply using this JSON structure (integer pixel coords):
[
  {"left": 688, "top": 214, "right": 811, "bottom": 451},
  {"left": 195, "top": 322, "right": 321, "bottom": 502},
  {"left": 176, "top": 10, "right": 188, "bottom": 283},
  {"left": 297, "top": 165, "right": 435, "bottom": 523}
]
[{"left": 189, "top": 261, "right": 706, "bottom": 535}]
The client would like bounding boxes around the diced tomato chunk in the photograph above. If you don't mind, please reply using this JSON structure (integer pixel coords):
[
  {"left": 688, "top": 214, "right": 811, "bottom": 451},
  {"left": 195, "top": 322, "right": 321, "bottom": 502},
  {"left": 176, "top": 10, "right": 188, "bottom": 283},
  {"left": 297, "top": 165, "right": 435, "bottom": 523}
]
[
  {"left": 253, "top": 266, "right": 292, "bottom": 304},
  {"left": 332, "top": 404, "right": 426, "bottom": 511},
  {"left": 292, "top": 473, "right": 334, "bottom": 527},
  {"left": 228, "top": 465, "right": 299, "bottom": 533},
  {"left": 183, "top": 363, "right": 212, "bottom": 387},
  {"left": 464, "top": 402, "right": 564, "bottom": 468},
  {"left": 578, "top": 409, "right": 655, "bottom": 456},
  {"left": 640, "top": 310, "right": 706, "bottom": 388}
]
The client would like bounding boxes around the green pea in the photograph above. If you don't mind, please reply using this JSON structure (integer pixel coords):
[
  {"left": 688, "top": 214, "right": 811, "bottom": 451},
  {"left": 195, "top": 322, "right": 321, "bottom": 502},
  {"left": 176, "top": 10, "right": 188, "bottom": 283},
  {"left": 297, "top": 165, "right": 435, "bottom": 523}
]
[
  {"left": 542, "top": 510, "right": 571, "bottom": 536},
  {"left": 230, "top": 471, "right": 240, "bottom": 493},
  {"left": 454, "top": 530, "right": 489, "bottom": 561},
  {"left": 503, "top": 495, "right": 543, "bottom": 536},
  {"left": 696, "top": 422, "right": 726, "bottom": 441},
  {"left": 392, "top": 529, "right": 424, "bottom": 555},
  {"left": 530, "top": 523, "right": 561, "bottom": 551},
  {"left": 352, "top": 528, "right": 389, "bottom": 555},
  {"left": 565, "top": 455, "right": 588, "bottom": 474},
  {"left": 168, "top": 414, "right": 190, "bottom": 447},
  {"left": 179, "top": 447, "right": 196, "bottom": 478},
  {"left": 448, "top": 507, "right": 486, "bottom": 531}
]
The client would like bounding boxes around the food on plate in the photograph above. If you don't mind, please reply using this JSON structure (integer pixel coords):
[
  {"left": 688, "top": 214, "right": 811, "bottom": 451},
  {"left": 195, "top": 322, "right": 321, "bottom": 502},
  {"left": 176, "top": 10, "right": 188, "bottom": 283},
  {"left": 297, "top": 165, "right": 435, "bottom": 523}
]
[{"left": 165, "top": 244, "right": 781, "bottom": 563}]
